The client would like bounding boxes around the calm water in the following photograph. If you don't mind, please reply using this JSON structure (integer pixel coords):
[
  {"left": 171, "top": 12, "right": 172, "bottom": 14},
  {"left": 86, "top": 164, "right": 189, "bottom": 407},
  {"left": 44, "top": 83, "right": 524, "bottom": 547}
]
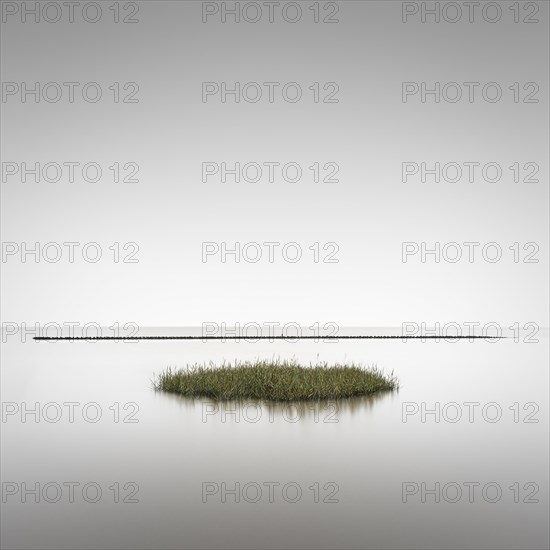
[{"left": 1, "top": 327, "right": 548, "bottom": 549}]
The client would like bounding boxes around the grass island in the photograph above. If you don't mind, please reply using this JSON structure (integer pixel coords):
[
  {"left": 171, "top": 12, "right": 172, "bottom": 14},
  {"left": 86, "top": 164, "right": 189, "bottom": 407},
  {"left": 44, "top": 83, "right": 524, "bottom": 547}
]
[{"left": 154, "top": 359, "right": 398, "bottom": 401}]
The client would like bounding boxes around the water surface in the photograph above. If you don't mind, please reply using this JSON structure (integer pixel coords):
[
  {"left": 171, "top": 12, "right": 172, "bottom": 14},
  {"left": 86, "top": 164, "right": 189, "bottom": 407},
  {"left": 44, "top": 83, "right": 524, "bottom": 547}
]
[{"left": 1, "top": 327, "right": 548, "bottom": 549}]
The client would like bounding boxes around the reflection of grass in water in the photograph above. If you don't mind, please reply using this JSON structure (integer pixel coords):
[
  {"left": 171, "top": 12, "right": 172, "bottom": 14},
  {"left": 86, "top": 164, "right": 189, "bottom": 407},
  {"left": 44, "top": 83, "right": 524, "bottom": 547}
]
[
  {"left": 153, "top": 359, "right": 398, "bottom": 401},
  {"left": 157, "top": 391, "right": 397, "bottom": 423}
]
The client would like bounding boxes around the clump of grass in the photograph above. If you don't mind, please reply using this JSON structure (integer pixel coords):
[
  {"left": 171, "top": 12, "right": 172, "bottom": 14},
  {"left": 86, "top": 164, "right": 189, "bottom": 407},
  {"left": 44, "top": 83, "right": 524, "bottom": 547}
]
[{"left": 153, "top": 359, "right": 398, "bottom": 401}]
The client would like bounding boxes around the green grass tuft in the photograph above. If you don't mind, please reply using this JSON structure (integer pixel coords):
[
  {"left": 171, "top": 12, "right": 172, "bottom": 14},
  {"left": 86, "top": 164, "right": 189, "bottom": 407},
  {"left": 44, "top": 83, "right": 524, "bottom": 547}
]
[{"left": 153, "top": 359, "right": 398, "bottom": 401}]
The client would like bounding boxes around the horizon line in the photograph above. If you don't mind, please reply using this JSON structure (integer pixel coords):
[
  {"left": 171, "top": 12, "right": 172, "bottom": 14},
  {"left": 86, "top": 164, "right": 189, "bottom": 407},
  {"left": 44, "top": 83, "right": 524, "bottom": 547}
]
[{"left": 33, "top": 334, "right": 505, "bottom": 341}]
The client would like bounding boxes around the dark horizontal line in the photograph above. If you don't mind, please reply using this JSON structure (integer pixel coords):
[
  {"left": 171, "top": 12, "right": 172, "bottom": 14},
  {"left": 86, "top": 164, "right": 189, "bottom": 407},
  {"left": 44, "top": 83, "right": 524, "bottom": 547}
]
[
  {"left": 33, "top": 335, "right": 504, "bottom": 341},
  {"left": 0, "top": 0, "right": 358, "bottom": 3}
]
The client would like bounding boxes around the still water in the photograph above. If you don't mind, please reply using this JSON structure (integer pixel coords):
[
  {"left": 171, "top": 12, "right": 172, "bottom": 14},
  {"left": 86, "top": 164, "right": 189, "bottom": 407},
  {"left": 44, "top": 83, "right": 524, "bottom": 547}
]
[{"left": 1, "top": 327, "right": 548, "bottom": 549}]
